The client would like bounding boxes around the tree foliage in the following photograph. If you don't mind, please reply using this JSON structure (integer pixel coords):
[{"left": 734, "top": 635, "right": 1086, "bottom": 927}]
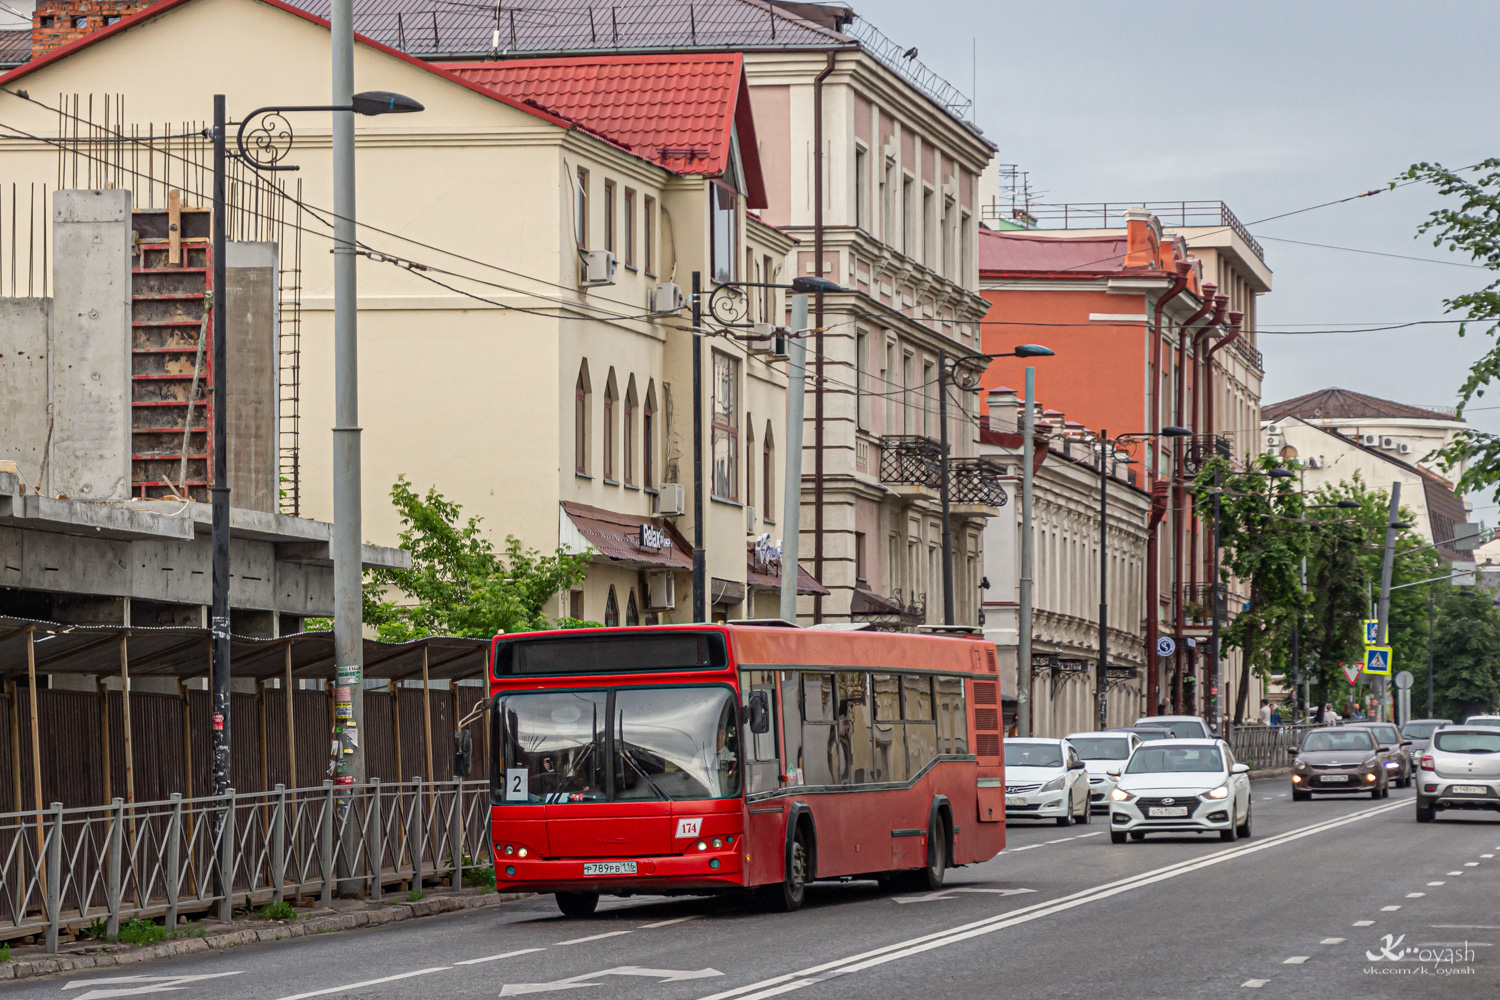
[
  {"left": 312, "top": 476, "right": 597, "bottom": 641},
  {"left": 1427, "top": 588, "right": 1500, "bottom": 719}
]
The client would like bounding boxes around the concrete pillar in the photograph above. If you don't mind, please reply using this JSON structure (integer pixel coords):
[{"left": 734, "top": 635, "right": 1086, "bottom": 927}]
[
  {"left": 225, "top": 241, "right": 279, "bottom": 513},
  {"left": 0, "top": 299, "right": 52, "bottom": 489},
  {"left": 51, "top": 189, "right": 133, "bottom": 500}
]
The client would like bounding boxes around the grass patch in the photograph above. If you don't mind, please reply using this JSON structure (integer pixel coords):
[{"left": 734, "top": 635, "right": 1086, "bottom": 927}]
[
  {"left": 407, "top": 889, "right": 426, "bottom": 902},
  {"left": 462, "top": 865, "right": 496, "bottom": 889},
  {"left": 115, "top": 918, "right": 171, "bottom": 946},
  {"left": 255, "top": 901, "right": 298, "bottom": 921},
  {"left": 1, "top": 941, "right": 11, "bottom": 962}
]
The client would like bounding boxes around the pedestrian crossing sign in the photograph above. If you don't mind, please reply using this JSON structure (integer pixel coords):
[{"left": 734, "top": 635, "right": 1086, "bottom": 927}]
[
  {"left": 1363, "top": 619, "right": 1380, "bottom": 646},
  {"left": 1364, "top": 645, "right": 1392, "bottom": 676}
]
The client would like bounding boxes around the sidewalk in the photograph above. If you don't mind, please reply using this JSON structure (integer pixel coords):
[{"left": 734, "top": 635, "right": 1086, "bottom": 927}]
[{"left": 1, "top": 885, "right": 529, "bottom": 982}]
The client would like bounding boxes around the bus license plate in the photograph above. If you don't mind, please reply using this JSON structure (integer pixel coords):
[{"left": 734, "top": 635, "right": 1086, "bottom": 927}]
[
  {"left": 1452, "top": 785, "right": 1486, "bottom": 795},
  {"left": 1147, "top": 806, "right": 1188, "bottom": 818},
  {"left": 583, "top": 861, "right": 637, "bottom": 876}
]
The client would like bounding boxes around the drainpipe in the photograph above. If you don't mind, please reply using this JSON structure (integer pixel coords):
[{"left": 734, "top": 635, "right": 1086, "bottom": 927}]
[
  {"left": 1169, "top": 284, "right": 1214, "bottom": 716},
  {"left": 811, "top": 50, "right": 836, "bottom": 623},
  {"left": 1145, "top": 260, "right": 1189, "bottom": 711},
  {"left": 1143, "top": 480, "right": 1169, "bottom": 715}
]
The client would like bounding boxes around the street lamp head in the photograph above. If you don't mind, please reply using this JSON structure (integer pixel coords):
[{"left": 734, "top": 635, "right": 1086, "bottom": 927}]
[
  {"left": 1161, "top": 426, "right": 1193, "bottom": 438},
  {"left": 791, "top": 276, "right": 845, "bottom": 294},
  {"left": 1392, "top": 521, "right": 1413, "bottom": 530},
  {"left": 1012, "top": 344, "right": 1055, "bottom": 358},
  {"left": 350, "top": 91, "right": 425, "bottom": 116},
  {"left": 1336, "top": 500, "right": 1361, "bottom": 509},
  {"left": 1268, "top": 468, "right": 1296, "bottom": 479}
]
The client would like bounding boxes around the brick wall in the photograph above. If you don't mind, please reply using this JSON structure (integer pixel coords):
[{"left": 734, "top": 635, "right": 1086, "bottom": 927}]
[{"left": 32, "top": 0, "right": 152, "bottom": 57}]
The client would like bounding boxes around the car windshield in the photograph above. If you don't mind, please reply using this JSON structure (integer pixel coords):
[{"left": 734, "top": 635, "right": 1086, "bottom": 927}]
[
  {"left": 1466, "top": 716, "right": 1500, "bottom": 726},
  {"left": 1125, "top": 746, "right": 1224, "bottom": 773},
  {"left": 1004, "top": 743, "right": 1063, "bottom": 768},
  {"left": 1434, "top": 731, "right": 1500, "bottom": 754},
  {"left": 1301, "top": 730, "right": 1375, "bottom": 753},
  {"left": 1140, "top": 719, "right": 1206, "bottom": 739},
  {"left": 1365, "top": 726, "right": 1399, "bottom": 744},
  {"left": 1068, "top": 737, "right": 1131, "bottom": 760},
  {"left": 496, "top": 686, "right": 741, "bottom": 804},
  {"left": 1402, "top": 721, "right": 1445, "bottom": 739},
  {"left": 1133, "top": 731, "right": 1174, "bottom": 742}
]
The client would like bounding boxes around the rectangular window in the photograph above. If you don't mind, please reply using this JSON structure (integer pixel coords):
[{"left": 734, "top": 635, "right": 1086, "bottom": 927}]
[
  {"left": 941, "top": 197, "right": 953, "bottom": 277},
  {"left": 643, "top": 195, "right": 656, "bottom": 274},
  {"left": 574, "top": 167, "right": 589, "bottom": 248},
  {"left": 762, "top": 433, "right": 773, "bottom": 520},
  {"left": 855, "top": 330, "right": 870, "bottom": 430},
  {"left": 761, "top": 254, "right": 775, "bottom": 323},
  {"left": 902, "top": 351, "right": 915, "bottom": 434},
  {"left": 902, "top": 176, "right": 914, "bottom": 256},
  {"left": 603, "top": 181, "right": 616, "bottom": 254},
  {"left": 839, "top": 672, "right": 875, "bottom": 784},
  {"left": 740, "top": 670, "right": 781, "bottom": 795},
  {"left": 883, "top": 339, "right": 897, "bottom": 432},
  {"left": 854, "top": 145, "right": 869, "bottom": 231},
  {"left": 623, "top": 188, "right": 635, "bottom": 267},
  {"left": 711, "top": 351, "right": 740, "bottom": 500},
  {"left": 923, "top": 360, "right": 936, "bottom": 437},
  {"left": 799, "top": 673, "right": 837, "bottom": 786},
  {"left": 710, "top": 183, "right": 738, "bottom": 284},
  {"left": 872, "top": 673, "right": 906, "bottom": 783},
  {"left": 936, "top": 676, "right": 968, "bottom": 754},
  {"left": 855, "top": 531, "right": 867, "bottom": 584},
  {"left": 881, "top": 158, "right": 895, "bottom": 243},
  {"left": 903, "top": 674, "right": 938, "bottom": 776},
  {"left": 960, "top": 212, "right": 973, "bottom": 288},
  {"left": 923, "top": 188, "right": 935, "bottom": 267}
]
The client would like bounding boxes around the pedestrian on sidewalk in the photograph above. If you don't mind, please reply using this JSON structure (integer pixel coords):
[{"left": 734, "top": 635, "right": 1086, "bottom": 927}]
[{"left": 1258, "top": 699, "right": 1271, "bottom": 725}]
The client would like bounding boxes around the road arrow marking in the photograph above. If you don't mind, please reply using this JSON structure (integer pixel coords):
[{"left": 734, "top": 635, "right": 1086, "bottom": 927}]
[
  {"left": 894, "top": 887, "right": 1037, "bottom": 904},
  {"left": 501, "top": 967, "right": 723, "bottom": 995},
  {"left": 62, "top": 973, "right": 244, "bottom": 1000}
]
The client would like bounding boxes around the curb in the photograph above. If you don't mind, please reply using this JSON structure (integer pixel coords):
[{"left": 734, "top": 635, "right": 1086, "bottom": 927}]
[
  {"left": 1249, "top": 767, "right": 1291, "bottom": 780},
  {"left": 1, "top": 891, "right": 532, "bottom": 982}
]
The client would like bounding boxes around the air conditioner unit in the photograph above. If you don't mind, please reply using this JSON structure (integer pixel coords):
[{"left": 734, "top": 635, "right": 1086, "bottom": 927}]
[
  {"left": 654, "top": 482, "right": 685, "bottom": 517},
  {"left": 1361, "top": 434, "right": 1379, "bottom": 447},
  {"left": 745, "top": 323, "right": 776, "bottom": 351},
  {"left": 745, "top": 505, "right": 757, "bottom": 534},
  {"left": 643, "top": 570, "right": 677, "bottom": 611},
  {"left": 1307, "top": 457, "right": 1323, "bottom": 469},
  {"left": 1398, "top": 443, "right": 1412, "bottom": 455},
  {"left": 653, "top": 281, "right": 683, "bottom": 313},
  {"left": 1381, "top": 436, "right": 1396, "bottom": 450},
  {"left": 1265, "top": 434, "right": 1283, "bottom": 447},
  {"left": 1266, "top": 424, "right": 1281, "bottom": 435},
  {"left": 582, "top": 249, "right": 616, "bottom": 286}
]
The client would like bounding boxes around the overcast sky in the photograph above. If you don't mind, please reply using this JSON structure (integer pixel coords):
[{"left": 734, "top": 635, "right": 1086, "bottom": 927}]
[{"left": 855, "top": 0, "right": 1500, "bottom": 447}]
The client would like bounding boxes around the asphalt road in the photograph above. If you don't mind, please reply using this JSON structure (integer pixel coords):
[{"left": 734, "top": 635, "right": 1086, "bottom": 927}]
[{"left": 16, "top": 781, "right": 1498, "bottom": 1000}]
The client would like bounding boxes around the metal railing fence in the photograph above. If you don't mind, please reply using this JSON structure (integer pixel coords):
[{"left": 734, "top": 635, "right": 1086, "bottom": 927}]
[
  {"left": 1228, "top": 724, "right": 1316, "bottom": 771},
  {"left": 0, "top": 778, "right": 492, "bottom": 952}
]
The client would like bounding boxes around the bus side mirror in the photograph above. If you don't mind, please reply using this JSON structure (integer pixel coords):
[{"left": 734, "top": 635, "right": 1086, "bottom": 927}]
[
  {"left": 454, "top": 729, "right": 473, "bottom": 778},
  {"left": 748, "top": 691, "right": 771, "bottom": 735}
]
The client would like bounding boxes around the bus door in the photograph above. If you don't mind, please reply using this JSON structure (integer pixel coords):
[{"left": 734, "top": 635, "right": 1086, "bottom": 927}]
[{"left": 741, "top": 669, "right": 784, "bottom": 884}]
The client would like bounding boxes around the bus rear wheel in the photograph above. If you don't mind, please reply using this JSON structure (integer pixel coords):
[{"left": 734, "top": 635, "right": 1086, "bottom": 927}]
[
  {"left": 555, "top": 891, "right": 599, "bottom": 918},
  {"left": 896, "top": 815, "right": 948, "bottom": 892}
]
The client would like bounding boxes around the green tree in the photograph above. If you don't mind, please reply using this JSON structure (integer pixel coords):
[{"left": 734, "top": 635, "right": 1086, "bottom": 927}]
[
  {"left": 313, "top": 476, "right": 597, "bottom": 641},
  {"left": 1193, "top": 454, "right": 1309, "bottom": 724},
  {"left": 1428, "top": 587, "right": 1500, "bottom": 719}
]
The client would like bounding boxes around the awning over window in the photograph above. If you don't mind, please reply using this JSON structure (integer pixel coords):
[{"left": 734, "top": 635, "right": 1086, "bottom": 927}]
[
  {"left": 746, "top": 557, "right": 829, "bottom": 596},
  {"left": 559, "top": 501, "right": 691, "bottom": 571}
]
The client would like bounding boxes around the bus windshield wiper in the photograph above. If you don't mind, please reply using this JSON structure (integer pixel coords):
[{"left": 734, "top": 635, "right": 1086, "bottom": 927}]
[{"left": 616, "top": 712, "right": 669, "bottom": 800}]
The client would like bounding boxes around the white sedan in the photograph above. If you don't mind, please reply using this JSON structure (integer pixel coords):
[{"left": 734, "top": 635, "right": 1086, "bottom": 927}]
[
  {"left": 1003, "top": 738, "right": 1091, "bottom": 826},
  {"left": 1106, "top": 739, "right": 1252, "bottom": 843},
  {"left": 1065, "top": 730, "right": 1142, "bottom": 813}
]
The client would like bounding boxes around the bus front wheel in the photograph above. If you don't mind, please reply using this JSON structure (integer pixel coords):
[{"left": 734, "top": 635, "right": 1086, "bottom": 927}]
[
  {"left": 555, "top": 891, "right": 600, "bottom": 917},
  {"left": 763, "top": 829, "right": 810, "bottom": 912}
]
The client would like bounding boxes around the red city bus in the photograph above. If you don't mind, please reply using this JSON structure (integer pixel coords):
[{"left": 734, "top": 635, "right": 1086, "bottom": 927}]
[{"left": 487, "top": 623, "right": 1006, "bottom": 914}]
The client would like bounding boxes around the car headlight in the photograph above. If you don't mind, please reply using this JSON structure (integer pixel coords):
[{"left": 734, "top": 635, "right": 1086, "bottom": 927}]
[
  {"left": 1292, "top": 759, "right": 1308, "bottom": 770},
  {"left": 1040, "top": 776, "right": 1066, "bottom": 793},
  {"left": 1361, "top": 758, "right": 1377, "bottom": 769},
  {"left": 1205, "top": 784, "right": 1230, "bottom": 800},
  {"left": 1110, "top": 787, "right": 1136, "bottom": 802}
]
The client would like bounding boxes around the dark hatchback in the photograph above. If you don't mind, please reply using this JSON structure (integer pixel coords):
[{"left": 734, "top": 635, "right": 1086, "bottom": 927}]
[
  {"left": 1290, "top": 727, "right": 1388, "bottom": 800},
  {"left": 1343, "top": 721, "right": 1413, "bottom": 788}
]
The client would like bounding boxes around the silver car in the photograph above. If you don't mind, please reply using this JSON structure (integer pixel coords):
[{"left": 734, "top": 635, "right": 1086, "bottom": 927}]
[{"left": 1416, "top": 725, "right": 1500, "bottom": 822}]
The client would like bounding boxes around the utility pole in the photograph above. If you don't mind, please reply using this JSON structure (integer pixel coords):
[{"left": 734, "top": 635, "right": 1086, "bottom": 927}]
[
  {"left": 1016, "top": 368, "right": 1036, "bottom": 737},
  {"left": 778, "top": 294, "right": 810, "bottom": 622},
  {"left": 1096, "top": 429, "right": 1109, "bottom": 732},
  {"left": 1375, "top": 482, "right": 1401, "bottom": 722},
  {"left": 691, "top": 271, "right": 706, "bottom": 622},
  {"left": 1427, "top": 587, "right": 1435, "bottom": 718},
  {"left": 937, "top": 348, "right": 955, "bottom": 625},
  {"left": 209, "top": 95, "right": 231, "bottom": 797},
  {"left": 1209, "top": 465, "right": 1222, "bottom": 737}
]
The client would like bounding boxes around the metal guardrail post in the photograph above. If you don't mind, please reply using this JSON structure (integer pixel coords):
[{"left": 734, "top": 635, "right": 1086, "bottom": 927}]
[
  {"left": 106, "top": 796, "right": 124, "bottom": 937},
  {"left": 44, "top": 801, "right": 62, "bottom": 954},
  {"left": 369, "top": 778, "right": 383, "bottom": 901},
  {"left": 271, "top": 784, "right": 286, "bottom": 904},
  {"left": 320, "top": 780, "right": 334, "bottom": 908},
  {"left": 218, "top": 788, "right": 236, "bottom": 923},
  {"left": 411, "top": 776, "right": 423, "bottom": 890},
  {"left": 449, "top": 779, "right": 462, "bottom": 889},
  {"left": 166, "top": 793, "right": 182, "bottom": 928}
]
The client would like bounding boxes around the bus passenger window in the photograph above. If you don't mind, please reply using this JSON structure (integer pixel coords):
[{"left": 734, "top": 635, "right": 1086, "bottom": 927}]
[
  {"left": 872, "top": 673, "right": 906, "bottom": 783},
  {"left": 936, "top": 677, "right": 968, "bottom": 754},
  {"left": 800, "top": 673, "right": 838, "bottom": 786},
  {"left": 781, "top": 672, "right": 804, "bottom": 784},
  {"left": 904, "top": 675, "right": 938, "bottom": 776},
  {"left": 838, "top": 672, "right": 874, "bottom": 784},
  {"left": 740, "top": 670, "right": 780, "bottom": 795}
]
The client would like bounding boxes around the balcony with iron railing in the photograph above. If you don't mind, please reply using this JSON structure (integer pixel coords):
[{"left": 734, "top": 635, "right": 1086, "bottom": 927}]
[
  {"left": 948, "top": 457, "right": 1009, "bottom": 510},
  {"left": 978, "top": 200, "right": 1265, "bottom": 263},
  {"left": 1180, "top": 434, "right": 1233, "bottom": 476},
  {"left": 880, "top": 434, "right": 943, "bottom": 494}
]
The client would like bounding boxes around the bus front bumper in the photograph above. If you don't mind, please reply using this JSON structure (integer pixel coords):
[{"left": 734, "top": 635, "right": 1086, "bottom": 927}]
[{"left": 494, "top": 850, "right": 746, "bottom": 893}]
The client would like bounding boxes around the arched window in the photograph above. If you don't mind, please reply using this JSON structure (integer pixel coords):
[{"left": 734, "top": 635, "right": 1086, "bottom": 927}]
[
  {"left": 604, "top": 586, "right": 619, "bottom": 627},
  {"left": 643, "top": 381, "right": 657, "bottom": 489},
  {"left": 574, "top": 361, "right": 592, "bottom": 474},
  {"left": 746, "top": 417, "right": 755, "bottom": 518},
  {"left": 623, "top": 376, "right": 638, "bottom": 486},
  {"left": 603, "top": 369, "right": 618, "bottom": 481},
  {"left": 763, "top": 422, "right": 775, "bottom": 520},
  {"left": 625, "top": 589, "right": 639, "bottom": 625}
]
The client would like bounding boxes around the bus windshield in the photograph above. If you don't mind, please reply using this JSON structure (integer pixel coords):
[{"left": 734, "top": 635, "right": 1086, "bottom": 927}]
[{"left": 497, "top": 686, "right": 742, "bottom": 804}]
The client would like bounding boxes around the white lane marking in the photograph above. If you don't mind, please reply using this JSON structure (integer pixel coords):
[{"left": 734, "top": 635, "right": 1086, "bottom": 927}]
[
  {"left": 455, "top": 948, "right": 546, "bottom": 966},
  {"left": 1483, "top": 854, "right": 1495, "bottom": 859},
  {"left": 1464, "top": 862, "right": 1480, "bottom": 867},
  {"left": 1242, "top": 980, "right": 1269, "bottom": 988},
  {"left": 1433, "top": 924, "right": 1500, "bottom": 930},
  {"left": 1261, "top": 796, "right": 1274, "bottom": 801},
  {"left": 640, "top": 915, "right": 704, "bottom": 929},
  {"left": 1321, "top": 938, "right": 1345, "bottom": 945},
  {"left": 894, "top": 888, "right": 1036, "bottom": 904},
  {"left": 1278, "top": 793, "right": 1288, "bottom": 797},
  {"left": 1074, "top": 832, "right": 1103, "bottom": 839},
  {"left": 1448, "top": 871, "right": 1464, "bottom": 876},
  {"left": 62, "top": 974, "right": 244, "bottom": 1000},
  {"left": 501, "top": 967, "right": 722, "bottom": 996},
  {"left": 1407, "top": 892, "right": 1426, "bottom": 898},
  {"left": 1354, "top": 921, "right": 1375, "bottom": 927},
  {"left": 1283, "top": 956, "right": 1308, "bottom": 965},
  {"left": 1044, "top": 837, "right": 1075, "bottom": 844},
  {"left": 1008, "top": 844, "right": 1041, "bottom": 851},
  {"left": 554, "top": 930, "right": 634, "bottom": 946},
  {"left": 1381, "top": 906, "right": 1402, "bottom": 912},
  {"left": 1428, "top": 881, "right": 1446, "bottom": 886},
  {"left": 697, "top": 801, "right": 1407, "bottom": 1000},
  {"left": 274, "top": 968, "right": 449, "bottom": 1000}
]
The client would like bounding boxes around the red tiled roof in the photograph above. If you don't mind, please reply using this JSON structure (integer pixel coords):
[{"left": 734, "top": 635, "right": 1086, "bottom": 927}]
[
  {"left": 1263, "top": 387, "right": 1459, "bottom": 424},
  {"left": 979, "top": 229, "right": 1141, "bottom": 277},
  {"left": 446, "top": 53, "right": 767, "bottom": 208}
]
